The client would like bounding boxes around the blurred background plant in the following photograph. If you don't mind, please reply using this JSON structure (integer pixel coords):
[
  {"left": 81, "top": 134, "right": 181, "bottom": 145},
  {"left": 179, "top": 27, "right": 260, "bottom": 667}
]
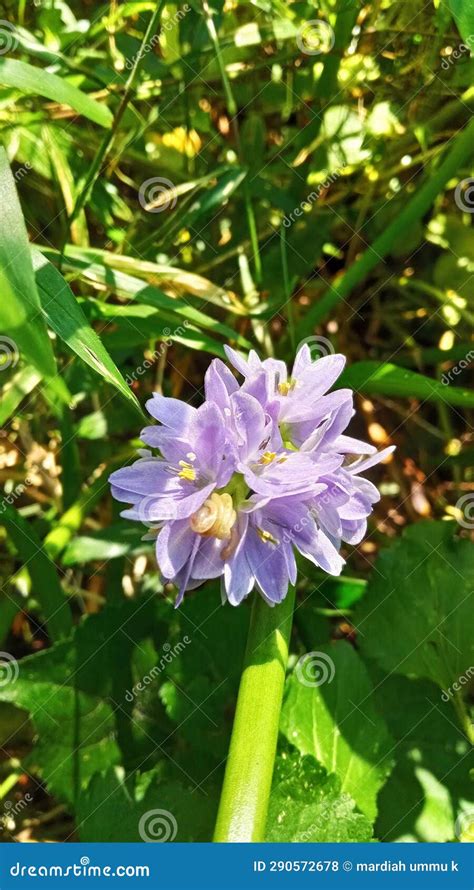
[{"left": 0, "top": 0, "right": 472, "bottom": 844}]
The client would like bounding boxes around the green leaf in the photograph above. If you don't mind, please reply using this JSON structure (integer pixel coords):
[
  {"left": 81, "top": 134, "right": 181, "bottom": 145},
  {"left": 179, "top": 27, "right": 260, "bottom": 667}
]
[
  {"left": 266, "top": 747, "right": 373, "bottom": 842},
  {"left": 1, "top": 503, "right": 72, "bottom": 642},
  {"left": 354, "top": 522, "right": 474, "bottom": 697},
  {"left": 57, "top": 245, "right": 248, "bottom": 315},
  {"left": 0, "top": 365, "right": 42, "bottom": 426},
  {"left": 281, "top": 643, "right": 393, "bottom": 820},
  {"left": 0, "top": 599, "right": 157, "bottom": 803},
  {"left": 338, "top": 361, "right": 474, "bottom": 408},
  {"left": 0, "top": 58, "right": 112, "bottom": 127},
  {"left": 0, "top": 148, "right": 57, "bottom": 380},
  {"left": 77, "top": 769, "right": 217, "bottom": 842},
  {"left": 374, "top": 675, "right": 474, "bottom": 842},
  {"left": 447, "top": 0, "right": 474, "bottom": 45},
  {"left": 32, "top": 249, "right": 144, "bottom": 419},
  {"left": 62, "top": 524, "right": 147, "bottom": 566},
  {"left": 65, "top": 258, "right": 252, "bottom": 349}
]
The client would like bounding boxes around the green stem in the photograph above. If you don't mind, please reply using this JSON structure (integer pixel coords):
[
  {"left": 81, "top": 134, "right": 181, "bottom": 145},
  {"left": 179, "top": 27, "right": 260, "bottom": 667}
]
[{"left": 213, "top": 587, "right": 295, "bottom": 842}]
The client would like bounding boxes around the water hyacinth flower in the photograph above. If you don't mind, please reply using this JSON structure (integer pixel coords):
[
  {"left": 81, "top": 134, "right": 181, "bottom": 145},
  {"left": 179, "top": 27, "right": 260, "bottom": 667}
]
[{"left": 110, "top": 346, "right": 393, "bottom": 606}]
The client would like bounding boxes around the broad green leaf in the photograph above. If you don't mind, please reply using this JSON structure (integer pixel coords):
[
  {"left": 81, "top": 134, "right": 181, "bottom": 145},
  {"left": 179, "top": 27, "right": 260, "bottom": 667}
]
[
  {"left": 0, "top": 599, "right": 156, "bottom": 803},
  {"left": 0, "top": 148, "right": 57, "bottom": 380},
  {"left": 62, "top": 524, "right": 147, "bottom": 566},
  {"left": 338, "top": 361, "right": 474, "bottom": 408},
  {"left": 0, "top": 365, "right": 42, "bottom": 426},
  {"left": 281, "top": 643, "right": 393, "bottom": 820},
  {"left": 374, "top": 675, "right": 474, "bottom": 842},
  {"left": 31, "top": 249, "right": 144, "bottom": 419},
  {"left": 354, "top": 522, "right": 474, "bottom": 697},
  {"left": 77, "top": 769, "right": 217, "bottom": 842},
  {"left": 266, "top": 747, "right": 373, "bottom": 842},
  {"left": 0, "top": 58, "right": 112, "bottom": 127},
  {"left": 1, "top": 503, "right": 72, "bottom": 642},
  {"left": 136, "top": 584, "right": 248, "bottom": 782},
  {"left": 447, "top": 0, "right": 474, "bottom": 45}
]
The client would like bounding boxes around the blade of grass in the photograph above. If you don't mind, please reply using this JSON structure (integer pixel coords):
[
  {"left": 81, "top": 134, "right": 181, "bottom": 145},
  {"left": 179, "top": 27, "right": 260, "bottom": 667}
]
[
  {"left": 338, "top": 361, "right": 474, "bottom": 408},
  {"left": 299, "top": 117, "right": 474, "bottom": 332},
  {"left": 0, "top": 58, "right": 112, "bottom": 127}
]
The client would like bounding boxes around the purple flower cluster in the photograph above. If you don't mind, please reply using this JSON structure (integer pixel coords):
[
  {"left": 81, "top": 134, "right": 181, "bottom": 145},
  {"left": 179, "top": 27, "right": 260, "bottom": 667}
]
[{"left": 110, "top": 346, "right": 393, "bottom": 606}]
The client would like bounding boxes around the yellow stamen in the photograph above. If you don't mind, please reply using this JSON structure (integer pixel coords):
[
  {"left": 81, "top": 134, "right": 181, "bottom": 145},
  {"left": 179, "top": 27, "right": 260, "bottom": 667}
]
[
  {"left": 257, "top": 528, "right": 279, "bottom": 545},
  {"left": 178, "top": 460, "right": 196, "bottom": 482},
  {"left": 259, "top": 451, "right": 277, "bottom": 465},
  {"left": 277, "top": 378, "right": 297, "bottom": 396}
]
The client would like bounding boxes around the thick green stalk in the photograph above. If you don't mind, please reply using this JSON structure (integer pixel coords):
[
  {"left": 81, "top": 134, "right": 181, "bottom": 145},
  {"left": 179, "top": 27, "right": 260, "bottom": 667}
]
[{"left": 213, "top": 587, "right": 295, "bottom": 842}]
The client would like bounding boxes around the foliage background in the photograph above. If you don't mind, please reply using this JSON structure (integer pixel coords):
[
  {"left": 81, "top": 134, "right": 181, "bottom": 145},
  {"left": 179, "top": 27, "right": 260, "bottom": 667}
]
[{"left": 0, "top": 0, "right": 472, "bottom": 843}]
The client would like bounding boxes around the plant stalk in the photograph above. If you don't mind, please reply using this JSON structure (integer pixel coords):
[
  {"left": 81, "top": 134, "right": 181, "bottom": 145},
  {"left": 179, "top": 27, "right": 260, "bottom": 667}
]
[{"left": 213, "top": 587, "right": 295, "bottom": 842}]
